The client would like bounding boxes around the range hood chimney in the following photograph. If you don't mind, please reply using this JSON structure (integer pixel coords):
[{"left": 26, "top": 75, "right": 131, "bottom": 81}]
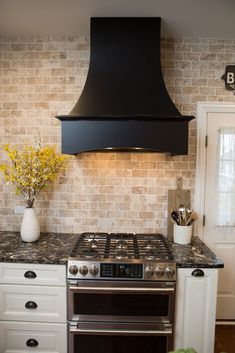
[{"left": 56, "top": 17, "right": 194, "bottom": 155}]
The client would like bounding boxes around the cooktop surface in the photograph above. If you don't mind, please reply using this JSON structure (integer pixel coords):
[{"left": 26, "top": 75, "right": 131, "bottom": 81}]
[{"left": 70, "top": 232, "right": 173, "bottom": 261}]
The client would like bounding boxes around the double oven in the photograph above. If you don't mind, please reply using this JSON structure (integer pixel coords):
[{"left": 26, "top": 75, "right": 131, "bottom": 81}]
[{"left": 67, "top": 232, "right": 176, "bottom": 353}]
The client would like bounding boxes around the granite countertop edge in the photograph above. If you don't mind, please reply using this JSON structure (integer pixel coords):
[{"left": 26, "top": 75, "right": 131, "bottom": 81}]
[
  {"left": 0, "top": 231, "right": 79, "bottom": 266},
  {"left": 0, "top": 232, "right": 224, "bottom": 268},
  {"left": 168, "top": 236, "right": 224, "bottom": 269}
]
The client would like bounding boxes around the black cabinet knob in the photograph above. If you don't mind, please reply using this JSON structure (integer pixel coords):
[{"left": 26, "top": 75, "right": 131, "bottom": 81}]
[
  {"left": 25, "top": 301, "right": 38, "bottom": 309},
  {"left": 192, "top": 269, "right": 205, "bottom": 277},
  {"left": 24, "top": 270, "right": 37, "bottom": 279},
  {"left": 26, "top": 338, "right": 39, "bottom": 347}
]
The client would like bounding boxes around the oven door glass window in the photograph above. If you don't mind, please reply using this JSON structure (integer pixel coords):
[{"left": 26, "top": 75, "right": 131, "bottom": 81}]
[
  {"left": 72, "top": 334, "right": 168, "bottom": 353},
  {"left": 73, "top": 293, "right": 169, "bottom": 316}
]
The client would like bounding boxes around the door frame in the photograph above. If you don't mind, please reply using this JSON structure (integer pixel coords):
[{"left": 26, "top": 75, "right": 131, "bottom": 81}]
[{"left": 195, "top": 102, "right": 235, "bottom": 239}]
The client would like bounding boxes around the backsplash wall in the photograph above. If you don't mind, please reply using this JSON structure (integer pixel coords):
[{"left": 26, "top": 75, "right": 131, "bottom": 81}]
[{"left": 0, "top": 35, "right": 234, "bottom": 234}]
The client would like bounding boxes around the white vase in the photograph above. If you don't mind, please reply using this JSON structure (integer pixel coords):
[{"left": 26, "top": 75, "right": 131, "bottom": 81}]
[{"left": 21, "top": 207, "right": 40, "bottom": 242}]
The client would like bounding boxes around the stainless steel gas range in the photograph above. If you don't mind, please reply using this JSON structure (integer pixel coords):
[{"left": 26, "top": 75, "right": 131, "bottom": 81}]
[{"left": 67, "top": 232, "right": 176, "bottom": 353}]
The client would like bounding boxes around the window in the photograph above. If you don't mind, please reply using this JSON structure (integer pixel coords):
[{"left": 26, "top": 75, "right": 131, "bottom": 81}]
[{"left": 215, "top": 127, "right": 235, "bottom": 226}]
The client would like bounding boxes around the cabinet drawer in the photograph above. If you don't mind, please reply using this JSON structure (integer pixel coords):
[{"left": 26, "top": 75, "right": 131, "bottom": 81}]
[
  {"left": 0, "top": 263, "right": 66, "bottom": 286},
  {"left": 0, "top": 321, "right": 67, "bottom": 353},
  {"left": 0, "top": 285, "right": 66, "bottom": 323}
]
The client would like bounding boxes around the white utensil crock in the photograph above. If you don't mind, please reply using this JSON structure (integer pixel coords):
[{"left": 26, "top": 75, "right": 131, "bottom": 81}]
[
  {"left": 173, "top": 224, "right": 192, "bottom": 245},
  {"left": 21, "top": 207, "right": 40, "bottom": 242}
]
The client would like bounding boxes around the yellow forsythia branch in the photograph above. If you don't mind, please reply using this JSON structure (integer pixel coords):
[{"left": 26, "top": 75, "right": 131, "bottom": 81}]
[{"left": 0, "top": 143, "right": 68, "bottom": 208}]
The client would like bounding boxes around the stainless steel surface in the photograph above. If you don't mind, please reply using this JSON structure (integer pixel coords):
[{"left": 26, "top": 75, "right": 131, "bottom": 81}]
[
  {"left": 155, "top": 265, "right": 164, "bottom": 277},
  {"left": 68, "top": 279, "right": 175, "bottom": 289},
  {"left": 145, "top": 265, "right": 154, "bottom": 278},
  {"left": 68, "top": 232, "right": 176, "bottom": 281},
  {"left": 69, "top": 321, "right": 173, "bottom": 336},
  {"left": 69, "top": 265, "right": 78, "bottom": 275},
  {"left": 68, "top": 260, "right": 176, "bottom": 281},
  {"left": 69, "top": 285, "right": 175, "bottom": 294},
  {"left": 165, "top": 266, "right": 175, "bottom": 278},
  {"left": 79, "top": 265, "right": 88, "bottom": 276},
  {"left": 69, "top": 314, "right": 174, "bottom": 324},
  {"left": 89, "top": 264, "right": 99, "bottom": 276},
  {"left": 67, "top": 280, "right": 176, "bottom": 324},
  {"left": 71, "top": 328, "right": 172, "bottom": 335},
  {"left": 178, "top": 204, "right": 186, "bottom": 225},
  {"left": 67, "top": 232, "right": 176, "bottom": 353}
]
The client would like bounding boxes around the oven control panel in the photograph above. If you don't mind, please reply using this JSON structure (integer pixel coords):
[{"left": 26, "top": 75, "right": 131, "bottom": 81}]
[
  {"left": 68, "top": 261, "right": 176, "bottom": 281},
  {"left": 100, "top": 263, "right": 143, "bottom": 279}
]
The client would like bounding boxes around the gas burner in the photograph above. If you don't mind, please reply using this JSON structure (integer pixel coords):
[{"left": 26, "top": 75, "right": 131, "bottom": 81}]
[
  {"left": 146, "top": 249, "right": 161, "bottom": 260},
  {"left": 89, "top": 239, "right": 98, "bottom": 248},
  {"left": 144, "top": 240, "right": 155, "bottom": 249},
  {"left": 82, "top": 248, "right": 99, "bottom": 259},
  {"left": 116, "top": 250, "right": 129, "bottom": 260},
  {"left": 116, "top": 240, "right": 128, "bottom": 249}
]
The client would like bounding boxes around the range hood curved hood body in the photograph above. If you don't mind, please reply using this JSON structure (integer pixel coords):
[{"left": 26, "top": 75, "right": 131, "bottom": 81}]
[{"left": 56, "top": 17, "right": 194, "bottom": 155}]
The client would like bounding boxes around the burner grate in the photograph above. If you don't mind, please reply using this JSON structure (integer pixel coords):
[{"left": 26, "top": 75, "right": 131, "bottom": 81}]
[
  {"left": 137, "top": 234, "right": 173, "bottom": 260},
  {"left": 70, "top": 232, "right": 173, "bottom": 261},
  {"left": 108, "top": 233, "right": 139, "bottom": 260},
  {"left": 70, "top": 233, "right": 107, "bottom": 259}
]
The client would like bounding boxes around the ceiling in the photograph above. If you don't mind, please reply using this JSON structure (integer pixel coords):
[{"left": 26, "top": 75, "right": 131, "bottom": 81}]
[{"left": 0, "top": 0, "right": 235, "bottom": 38}]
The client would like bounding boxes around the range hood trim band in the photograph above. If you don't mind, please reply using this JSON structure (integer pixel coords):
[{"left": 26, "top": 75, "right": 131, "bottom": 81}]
[
  {"left": 60, "top": 119, "right": 190, "bottom": 155},
  {"left": 56, "top": 115, "right": 194, "bottom": 122}
]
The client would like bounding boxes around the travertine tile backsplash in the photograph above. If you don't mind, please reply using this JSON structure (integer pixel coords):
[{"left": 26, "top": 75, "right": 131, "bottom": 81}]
[{"left": 0, "top": 36, "right": 234, "bottom": 234}]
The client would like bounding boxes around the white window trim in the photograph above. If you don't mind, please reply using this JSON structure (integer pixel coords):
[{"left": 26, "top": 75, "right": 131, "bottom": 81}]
[{"left": 195, "top": 102, "right": 235, "bottom": 239}]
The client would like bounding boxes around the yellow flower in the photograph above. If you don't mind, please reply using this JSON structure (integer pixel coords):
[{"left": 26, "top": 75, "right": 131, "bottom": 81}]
[{"left": 0, "top": 144, "right": 68, "bottom": 208}]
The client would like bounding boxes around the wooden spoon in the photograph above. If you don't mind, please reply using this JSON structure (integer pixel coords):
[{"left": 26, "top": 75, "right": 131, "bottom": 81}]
[{"left": 187, "top": 211, "right": 198, "bottom": 226}]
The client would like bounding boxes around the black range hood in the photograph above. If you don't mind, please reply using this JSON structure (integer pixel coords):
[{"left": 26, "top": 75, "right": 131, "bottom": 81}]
[{"left": 56, "top": 17, "right": 194, "bottom": 155}]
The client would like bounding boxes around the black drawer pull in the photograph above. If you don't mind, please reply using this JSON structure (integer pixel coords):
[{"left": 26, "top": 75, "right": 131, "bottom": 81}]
[
  {"left": 24, "top": 271, "right": 37, "bottom": 279},
  {"left": 26, "top": 338, "right": 39, "bottom": 347},
  {"left": 192, "top": 269, "right": 205, "bottom": 277},
  {"left": 25, "top": 301, "right": 38, "bottom": 309}
]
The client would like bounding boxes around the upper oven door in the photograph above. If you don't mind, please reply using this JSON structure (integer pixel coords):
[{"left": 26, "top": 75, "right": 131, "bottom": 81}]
[{"left": 68, "top": 280, "right": 175, "bottom": 323}]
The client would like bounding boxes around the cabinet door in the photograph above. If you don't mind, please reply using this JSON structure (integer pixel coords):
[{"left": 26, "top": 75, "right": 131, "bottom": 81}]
[
  {"left": 0, "top": 284, "right": 66, "bottom": 323},
  {"left": 175, "top": 268, "right": 218, "bottom": 353},
  {"left": 0, "top": 263, "right": 66, "bottom": 286},
  {"left": 0, "top": 321, "right": 67, "bottom": 353}
]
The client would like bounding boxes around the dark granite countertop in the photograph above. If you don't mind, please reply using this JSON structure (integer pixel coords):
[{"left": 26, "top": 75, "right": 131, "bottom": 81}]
[
  {"left": 0, "top": 231, "right": 78, "bottom": 265},
  {"left": 0, "top": 232, "right": 224, "bottom": 268},
  {"left": 167, "top": 236, "right": 224, "bottom": 268}
]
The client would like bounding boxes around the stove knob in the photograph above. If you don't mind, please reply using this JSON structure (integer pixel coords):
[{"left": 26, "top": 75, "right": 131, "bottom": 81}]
[
  {"left": 89, "top": 265, "right": 98, "bottom": 276},
  {"left": 79, "top": 265, "right": 88, "bottom": 276},
  {"left": 155, "top": 265, "right": 164, "bottom": 277},
  {"left": 145, "top": 266, "right": 154, "bottom": 278},
  {"left": 69, "top": 265, "right": 78, "bottom": 275},
  {"left": 165, "top": 266, "right": 175, "bottom": 278}
]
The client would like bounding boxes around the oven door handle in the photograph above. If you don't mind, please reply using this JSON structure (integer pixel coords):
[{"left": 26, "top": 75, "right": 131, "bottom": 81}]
[
  {"left": 70, "top": 326, "right": 172, "bottom": 336},
  {"left": 69, "top": 285, "right": 174, "bottom": 294}
]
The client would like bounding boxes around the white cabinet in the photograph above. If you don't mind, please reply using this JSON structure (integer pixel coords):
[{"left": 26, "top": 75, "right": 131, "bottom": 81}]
[
  {"left": 0, "top": 263, "right": 67, "bottom": 353},
  {"left": 0, "top": 262, "right": 66, "bottom": 286},
  {"left": 0, "top": 322, "right": 67, "bottom": 353},
  {"left": 175, "top": 268, "right": 218, "bottom": 353},
  {"left": 0, "top": 284, "right": 66, "bottom": 322}
]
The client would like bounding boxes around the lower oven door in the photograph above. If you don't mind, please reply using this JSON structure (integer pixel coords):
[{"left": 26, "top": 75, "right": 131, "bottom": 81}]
[
  {"left": 68, "top": 280, "right": 175, "bottom": 324},
  {"left": 69, "top": 321, "right": 173, "bottom": 353}
]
